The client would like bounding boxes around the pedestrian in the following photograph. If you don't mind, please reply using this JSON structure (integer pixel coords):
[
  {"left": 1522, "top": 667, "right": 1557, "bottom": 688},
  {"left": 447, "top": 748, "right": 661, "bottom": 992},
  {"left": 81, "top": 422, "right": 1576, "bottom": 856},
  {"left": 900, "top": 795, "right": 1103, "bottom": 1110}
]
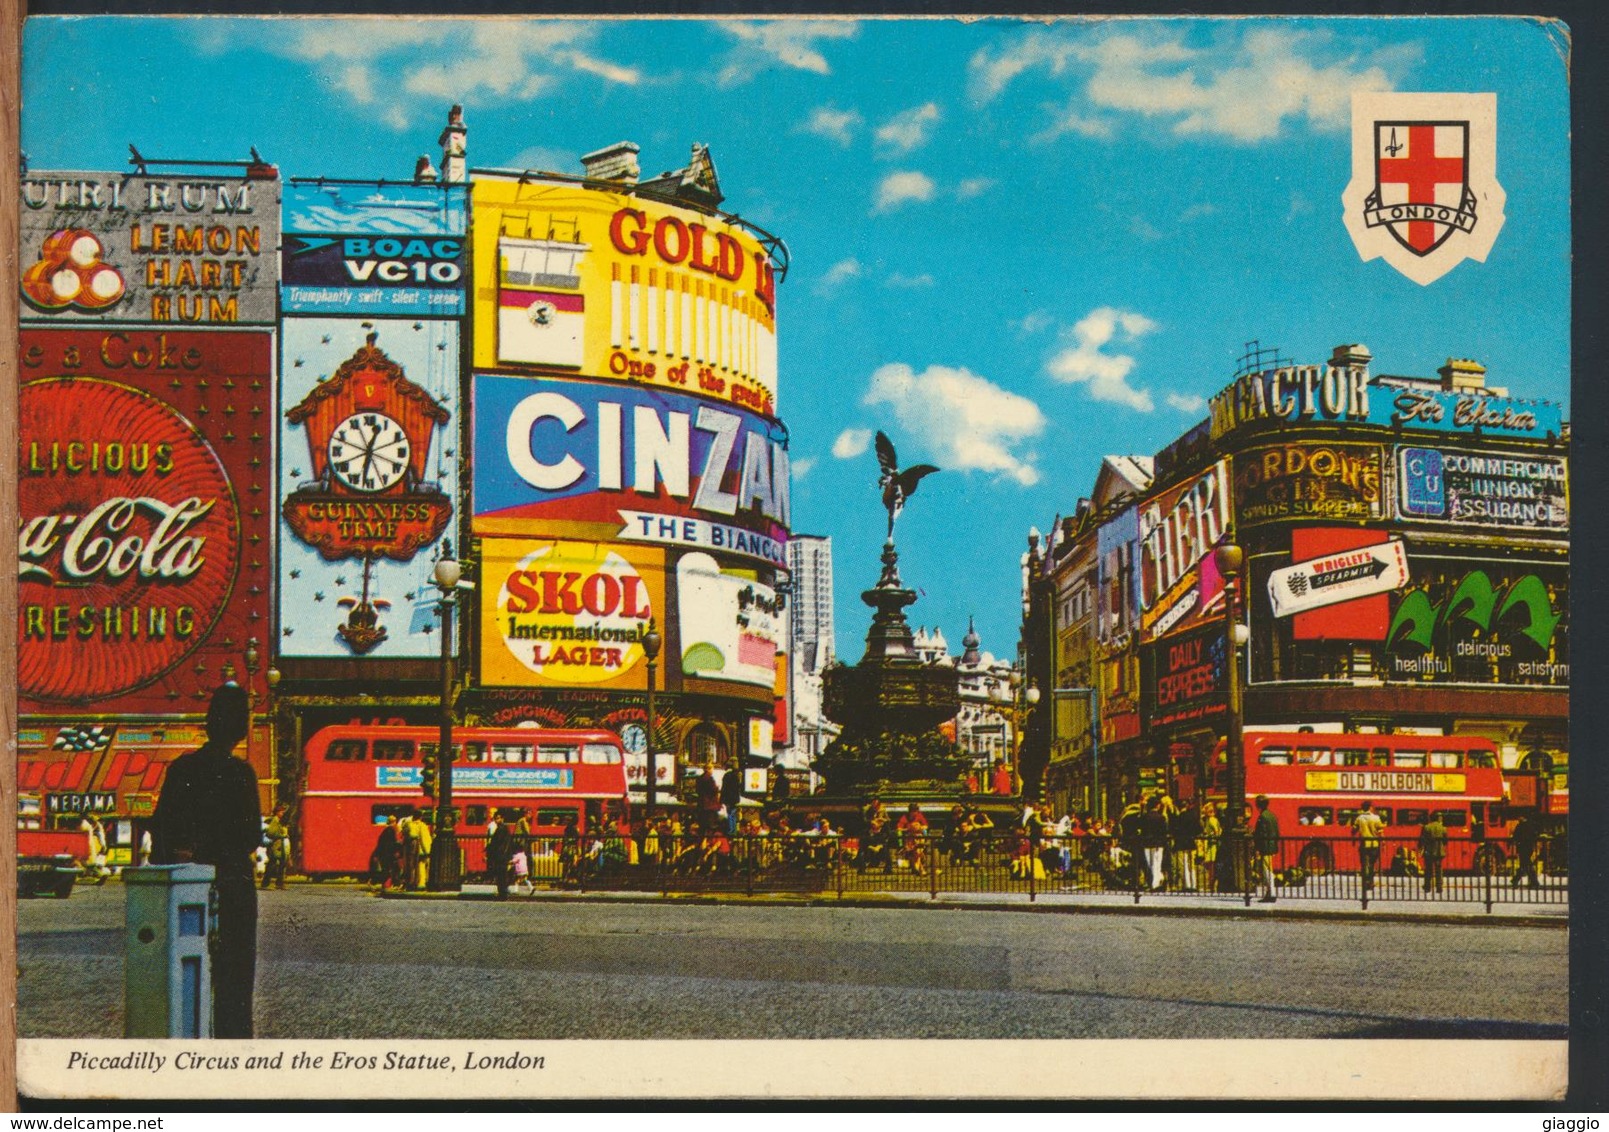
[
  {"left": 1351, "top": 800, "right": 1385, "bottom": 892},
  {"left": 262, "top": 804, "right": 292, "bottom": 890},
  {"left": 897, "top": 803, "right": 929, "bottom": 872},
  {"left": 137, "top": 827, "right": 153, "bottom": 868},
  {"left": 1511, "top": 812, "right": 1540, "bottom": 887},
  {"left": 81, "top": 814, "right": 111, "bottom": 881},
  {"left": 771, "top": 760, "right": 791, "bottom": 804},
  {"left": 720, "top": 761, "right": 744, "bottom": 836},
  {"left": 1196, "top": 802, "right": 1221, "bottom": 890},
  {"left": 372, "top": 817, "right": 402, "bottom": 890},
  {"left": 487, "top": 810, "right": 515, "bottom": 900},
  {"left": 1418, "top": 812, "right": 1448, "bottom": 895},
  {"left": 1171, "top": 799, "right": 1202, "bottom": 891},
  {"left": 696, "top": 766, "right": 722, "bottom": 833},
  {"left": 1252, "top": 794, "right": 1280, "bottom": 903},
  {"left": 991, "top": 759, "right": 1014, "bottom": 796},
  {"left": 151, "top": 683, "right": 262, "bottom": 1038},
  {"left": 1137, "top": 795, "right": 1169, "bottom": 890},
  {"left": 405, "top": 810, "right": 433, "bottom": 890},
  {"left": 513, "top": 811, "right": 533, "bottom": 882}
]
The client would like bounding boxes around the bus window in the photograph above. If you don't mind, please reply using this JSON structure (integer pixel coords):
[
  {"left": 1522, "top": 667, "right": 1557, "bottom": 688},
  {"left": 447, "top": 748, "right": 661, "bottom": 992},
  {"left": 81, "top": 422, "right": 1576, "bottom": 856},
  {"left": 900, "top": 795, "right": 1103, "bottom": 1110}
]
[
  {"left": 1393, "top": 750, "right": 1428, "bottom": 768},
  {"left": 1428, "top": 750, "right": 1462, "bottom": 768},
  {"left": 461, "top": 742, "right": 487, "bottom": 763},
  {"left": 535, "top": 807, "right": 578, "bottom": 828},
  {"left": 490, "top": 744, "right": 533, "bottom": 764},
  {"left": 1258, "top": 747, "right": 1292, "bottom": 765},
  {"left": 372, "top": 739, "right": 414, "bottom": 762},
  {"left": 1397, "top": 808, "right": 1432, "bottom": 826},
  {"left": 1370, "top": 749, "right": 1392, "bottom": 766},
  {"left": 326, "top": 739, "right": 366, "bottom": 762},
  {"left": 370, "top": 804, "right": 415, "bottom": 824},
  {"left": 1467, "top": 749, "right": 1498, "bottom": 768},
  {"left": 1297, "top": 806, "right": 1335, "bottom": 826},
  {"left": 464, "top": 805, "right": 489, "bottom": 827},
  {"left": 537, "top": 745, "right": 575, "bottom": 764},
  {"left": 1338, "top": 749, "right": 1372, "bottom": 767},
  {"left": 581, "top": 743, "right": 622, "bottom": 765},
  {"left": 1295, "top": 748, "right": 1333, "bottom": 766},
  {"left": 1439, "top": 810, "right": 1468, "bottom": 828}
]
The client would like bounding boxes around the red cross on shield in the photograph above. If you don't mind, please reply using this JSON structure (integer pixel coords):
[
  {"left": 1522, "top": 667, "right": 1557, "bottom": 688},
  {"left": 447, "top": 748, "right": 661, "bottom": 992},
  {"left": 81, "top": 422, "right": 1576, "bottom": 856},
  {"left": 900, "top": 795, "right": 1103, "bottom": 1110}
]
[{"left": 1366, "top": 121, "right": 1477, "bottom": 257}]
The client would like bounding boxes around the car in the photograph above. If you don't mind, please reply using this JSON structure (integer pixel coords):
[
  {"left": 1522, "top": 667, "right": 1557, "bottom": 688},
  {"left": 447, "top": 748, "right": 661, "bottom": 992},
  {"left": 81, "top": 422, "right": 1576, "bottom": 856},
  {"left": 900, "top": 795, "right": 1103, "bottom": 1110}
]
[{"left": 18, "top": 854, "right": 79, "bottom": 899}]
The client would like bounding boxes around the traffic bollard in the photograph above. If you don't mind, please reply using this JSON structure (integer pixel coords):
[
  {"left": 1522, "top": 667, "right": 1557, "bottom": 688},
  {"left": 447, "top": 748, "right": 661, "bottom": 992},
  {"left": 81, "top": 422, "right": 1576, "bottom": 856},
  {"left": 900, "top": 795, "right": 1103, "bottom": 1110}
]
[{"left": 124, "top": 864, "right": 217, "bottom": 1039}]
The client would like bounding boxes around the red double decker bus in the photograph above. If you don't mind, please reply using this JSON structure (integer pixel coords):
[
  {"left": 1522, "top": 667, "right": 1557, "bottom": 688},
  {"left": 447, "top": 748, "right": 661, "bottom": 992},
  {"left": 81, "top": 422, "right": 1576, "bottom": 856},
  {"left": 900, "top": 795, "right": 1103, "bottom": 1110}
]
[
  {"left": 1198, "top": 732, "right": 1520, "bottom": 875},
  {"left": 299, "top": 724, "right": 629, "bottom": 877}
]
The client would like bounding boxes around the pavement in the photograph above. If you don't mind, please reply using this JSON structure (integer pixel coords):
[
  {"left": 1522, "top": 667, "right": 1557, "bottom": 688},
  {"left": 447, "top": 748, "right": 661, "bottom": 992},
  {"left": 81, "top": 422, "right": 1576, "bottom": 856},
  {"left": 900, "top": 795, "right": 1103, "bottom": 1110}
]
[{"left": 407, "top": 879, "right": 1570, "bottom": 927}]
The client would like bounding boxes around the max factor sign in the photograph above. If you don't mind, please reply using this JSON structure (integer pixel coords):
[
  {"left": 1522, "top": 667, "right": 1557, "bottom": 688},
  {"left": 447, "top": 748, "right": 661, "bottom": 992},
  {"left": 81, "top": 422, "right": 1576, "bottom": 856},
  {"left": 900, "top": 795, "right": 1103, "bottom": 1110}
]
[{"left": 1208, "top": 364, "right": 1562, "bottom": 440}]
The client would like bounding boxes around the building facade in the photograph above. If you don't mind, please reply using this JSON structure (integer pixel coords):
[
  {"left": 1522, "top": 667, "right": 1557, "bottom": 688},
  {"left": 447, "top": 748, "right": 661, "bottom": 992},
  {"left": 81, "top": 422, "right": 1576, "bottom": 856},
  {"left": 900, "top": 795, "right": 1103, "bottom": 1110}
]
[{"left": 1025, "top": 344, "right": 1568, "bottom": 822}]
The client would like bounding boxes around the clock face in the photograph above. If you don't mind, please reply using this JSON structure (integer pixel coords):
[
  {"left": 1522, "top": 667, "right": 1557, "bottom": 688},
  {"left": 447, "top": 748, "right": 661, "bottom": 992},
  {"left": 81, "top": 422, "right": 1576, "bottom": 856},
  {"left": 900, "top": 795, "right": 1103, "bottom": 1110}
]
[
  {"left": 528, "top": 300, "right": 557, "bottom": 327},
  {"left": 620, "top": 723, "right": 647, "bottom": 756},
  {"left": 328, "top": 412, "right": 412, "bottom": 493}
]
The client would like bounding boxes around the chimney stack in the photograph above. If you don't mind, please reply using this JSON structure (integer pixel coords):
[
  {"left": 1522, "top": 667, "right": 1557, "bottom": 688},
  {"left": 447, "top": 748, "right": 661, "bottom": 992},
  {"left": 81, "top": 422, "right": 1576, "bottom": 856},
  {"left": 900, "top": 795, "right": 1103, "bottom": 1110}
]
[
  {"left": 580, "top": 141, "right": 641, "bottom": 184},
  {"left": 1329, "top": 343, "right": 1373, "bottom": 371},
  {"left": 438, "top": 104, "right": 467, "bottom": 184},
  {"left": 1438, "top": 357, "right": 1487, "bottom": 392},
  {"left": 413, "top": 155, "right": 439, "bottom": 184}
]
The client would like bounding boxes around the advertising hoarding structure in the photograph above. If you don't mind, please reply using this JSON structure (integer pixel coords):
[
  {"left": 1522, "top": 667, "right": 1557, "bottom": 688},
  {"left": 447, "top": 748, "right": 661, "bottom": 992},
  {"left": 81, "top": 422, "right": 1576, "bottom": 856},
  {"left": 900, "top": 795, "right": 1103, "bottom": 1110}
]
[
  {"left": 467, "top": 166, "right": 790, "bottom": 779},
  {"left": 18, "top": 168, "right": 282, "bottom": 833}
]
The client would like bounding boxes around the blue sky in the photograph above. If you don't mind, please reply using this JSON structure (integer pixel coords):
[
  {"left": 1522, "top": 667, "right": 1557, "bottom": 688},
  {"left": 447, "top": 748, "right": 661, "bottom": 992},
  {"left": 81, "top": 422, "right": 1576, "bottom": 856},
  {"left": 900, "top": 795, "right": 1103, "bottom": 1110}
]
[{"left": 22, "top": 15, "right": 1572, "bottom": 666}]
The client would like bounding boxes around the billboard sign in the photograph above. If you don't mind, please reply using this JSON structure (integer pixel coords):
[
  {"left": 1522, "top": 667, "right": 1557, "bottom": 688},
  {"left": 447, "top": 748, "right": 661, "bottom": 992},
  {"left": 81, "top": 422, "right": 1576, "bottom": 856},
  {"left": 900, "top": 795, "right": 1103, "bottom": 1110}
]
[
  {"left": 1208, "top": 363, "right": 1562, "bottom": 440},
  {"left": 1138, "top": 461, "right": 1230, "bottom": 643},
  {"left": 1386, "top": 561, "right": 1567, "bottom": 686},
  {"left": 1268, "top": 539, "right": 1411, "bottom": 619},
  {"left": 470, "top": 177, "right": 778, "bottom": 416},
  {"left": 21, "top": 171, "right": 280, "bottom": 325},
  {"left": 18, "top": 328, "right": 272, "bottom": 711},
  {"left": 1396, "top": 446, "right": 1567, "bottom": 530},
  {"left": 676, "top": 552, "right": 781, "bottom": 689},
  {"left": 281, "top": 181, "right": 467, "bottom": 316},
  {"left": 1143, "top": 622, "right": 1227, "bottom": 729},
  {"left": 1234, "top": 442, "right": 1384, "bottom": 527},
  {"left": 278, "top": 319, "right": 459, "bottom": 659},
  {"left": 472, "top": 374, "right": 789, "bottom": 567},
  {"left": 479, "top": 539, "right": 665, "bottom": 690}
]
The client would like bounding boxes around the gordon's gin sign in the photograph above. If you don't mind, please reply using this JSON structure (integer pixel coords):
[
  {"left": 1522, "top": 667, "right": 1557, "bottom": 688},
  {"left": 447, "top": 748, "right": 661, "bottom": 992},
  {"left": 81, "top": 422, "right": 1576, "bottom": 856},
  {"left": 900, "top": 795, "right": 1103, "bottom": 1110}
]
[{"left": 17, "top": 329, "right": 272, "bottom": 711}]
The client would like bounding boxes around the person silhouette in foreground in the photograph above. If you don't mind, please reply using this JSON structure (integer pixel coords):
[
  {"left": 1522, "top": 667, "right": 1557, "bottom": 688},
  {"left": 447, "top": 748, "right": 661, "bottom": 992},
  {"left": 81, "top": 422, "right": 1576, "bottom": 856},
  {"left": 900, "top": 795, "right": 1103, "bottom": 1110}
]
[{"left": 152, "top": 683, "right": 262, "bottom": 1038}]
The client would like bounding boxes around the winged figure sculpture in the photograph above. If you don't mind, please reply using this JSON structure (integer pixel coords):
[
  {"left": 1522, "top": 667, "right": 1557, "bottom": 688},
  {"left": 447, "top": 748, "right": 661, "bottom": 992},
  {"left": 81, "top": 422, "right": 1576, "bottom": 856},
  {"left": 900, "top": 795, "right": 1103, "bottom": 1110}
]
[{"left": 875, "top": 431, "right": 939, "bottom": 544}]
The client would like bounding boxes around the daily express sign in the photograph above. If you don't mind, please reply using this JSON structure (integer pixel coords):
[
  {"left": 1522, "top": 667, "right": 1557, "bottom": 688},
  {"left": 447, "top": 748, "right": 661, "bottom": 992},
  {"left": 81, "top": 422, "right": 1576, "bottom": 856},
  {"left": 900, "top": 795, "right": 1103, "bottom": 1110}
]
[{"left": 472, "top": 374, "right": 789, "bottom": 567}]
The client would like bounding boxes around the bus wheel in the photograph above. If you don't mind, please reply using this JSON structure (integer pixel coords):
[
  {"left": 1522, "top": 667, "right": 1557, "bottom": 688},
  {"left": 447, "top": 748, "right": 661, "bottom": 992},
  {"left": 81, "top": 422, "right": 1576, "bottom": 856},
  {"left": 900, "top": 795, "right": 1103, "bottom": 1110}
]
[
  {"left": 1473, "top": 844, "right": 1507, "bottom": 876},
  {"left": 1298, "top": 843, "right": 1334, "bottom": 877}
]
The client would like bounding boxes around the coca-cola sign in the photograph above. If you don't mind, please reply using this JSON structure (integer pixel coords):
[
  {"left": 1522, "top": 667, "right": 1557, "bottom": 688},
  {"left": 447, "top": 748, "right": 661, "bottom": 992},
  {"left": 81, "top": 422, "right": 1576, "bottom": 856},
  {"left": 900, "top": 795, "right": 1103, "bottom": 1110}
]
[{"left": 18, "top": 329, "right": 270, "bottom": 712}]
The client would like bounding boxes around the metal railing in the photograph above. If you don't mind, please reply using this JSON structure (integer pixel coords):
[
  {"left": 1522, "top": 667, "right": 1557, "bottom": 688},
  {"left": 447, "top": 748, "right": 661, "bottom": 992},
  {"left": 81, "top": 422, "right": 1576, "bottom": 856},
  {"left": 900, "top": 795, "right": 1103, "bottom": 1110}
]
[{"left": 446, "top": 831, "right": 1566, "bottom": 912}]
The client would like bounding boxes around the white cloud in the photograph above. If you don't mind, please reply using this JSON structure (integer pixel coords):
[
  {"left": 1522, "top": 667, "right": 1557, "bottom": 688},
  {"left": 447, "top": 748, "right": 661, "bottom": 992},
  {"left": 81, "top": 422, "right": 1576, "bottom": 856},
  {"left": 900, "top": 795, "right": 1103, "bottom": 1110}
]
[
  {"left": 973, "top": 25, "right": 1404, "bottom": 143},
  {"left": 716, "top": 20, "right": 858, "bottom": 86},
  {"left": 886, "top": 272, "right": 934, "bottom": 289},
  {"left": 792, "top": 457, "right": 817, "bottom": 479},
  {"left": 801, "top": 105, "right": 862, "bottom": 145},
  {"left": 956, "top": 177, "right": 997, "bottom": 200},
  {"left": 506, "top": 145, "right": 576, "bottom": 174},
  {"left": 874, "top": 171, "right": 936, "bottom": 213},
  {"left": 1129, "top": 215, "right": 1163, "bottom": 242},
  {"left": 1013, "top": 310, "right": 1053, "bottom": 336},
  {"left": 1045, "top": 306, "right": 1159, "bottom": 412},
  {"left": 1165, "top": 392, "right": 1206, "bottom": 413},
  {"left": 1179, "top": 202, "right": 1217, "bottom": 221},
  {"left": 832, "top": 428, "right": 873, "bottom": 459},
  {"left": 875, "top": 102, "right": 942, "bottom": 155},
  {"left": 814, "top": 257, "right": 862, "bottom": 295},
  {"left": 188, "top": 19, "right": 639, "bottom": 128},
  {"left": 862, "top": 363, "right": 1047, "bottom": 486}
]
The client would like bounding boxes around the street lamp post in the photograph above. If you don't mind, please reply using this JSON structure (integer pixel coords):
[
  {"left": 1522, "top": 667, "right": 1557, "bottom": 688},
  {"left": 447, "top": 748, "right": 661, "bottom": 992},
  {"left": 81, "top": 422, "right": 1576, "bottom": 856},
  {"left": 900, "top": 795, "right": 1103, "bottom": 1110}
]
[
  {"left": 1214, "top": 542, "right": 1250, "bottom": 894},
  {"left": 427, "top": 546, "right": 463, "bottom": 892},
  {"left": 642, "top": 619, "right": 662, "bottom": 825}
]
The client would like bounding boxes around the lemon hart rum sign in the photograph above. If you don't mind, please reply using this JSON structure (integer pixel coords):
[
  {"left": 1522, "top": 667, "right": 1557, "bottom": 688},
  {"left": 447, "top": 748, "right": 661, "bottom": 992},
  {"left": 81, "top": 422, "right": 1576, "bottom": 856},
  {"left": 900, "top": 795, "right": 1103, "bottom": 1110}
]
[
  {"left": 17, "top": 328, "right": 272, "bottom": 712},
  {"left": 20, "top": 170, "right": 280, "bottom": 324},
  {"left": 281, "top": 330, "right": 453, "bottom": 653}
]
